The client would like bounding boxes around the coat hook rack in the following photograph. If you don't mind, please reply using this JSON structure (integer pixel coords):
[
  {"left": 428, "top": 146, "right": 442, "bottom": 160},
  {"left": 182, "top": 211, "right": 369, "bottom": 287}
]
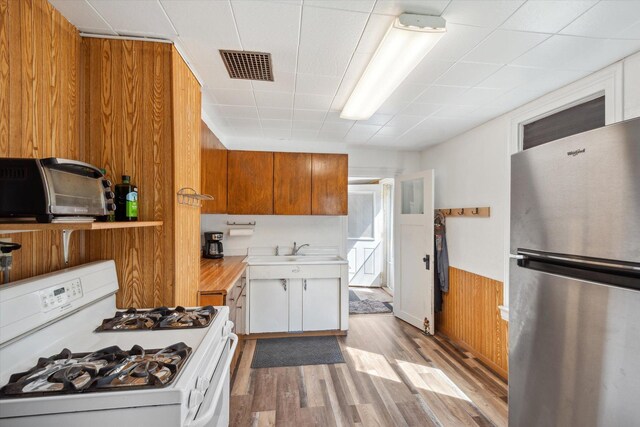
[
  {"left": 435, "top": 207, "right": 490, "bottom": 218},
  {"left": 226, "top": 221, "right": 256, "bottom": 226}
]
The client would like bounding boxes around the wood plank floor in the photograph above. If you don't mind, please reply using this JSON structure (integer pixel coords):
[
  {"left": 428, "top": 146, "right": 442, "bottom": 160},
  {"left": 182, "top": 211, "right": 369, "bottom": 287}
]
[{"left": 231, "top": 314, "right": 508, "bottom": 427}]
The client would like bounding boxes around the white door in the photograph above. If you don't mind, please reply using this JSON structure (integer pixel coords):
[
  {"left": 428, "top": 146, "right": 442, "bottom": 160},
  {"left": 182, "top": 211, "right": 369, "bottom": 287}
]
[
  {"left": 249, "top": 279, "right": 288, "bottom": 333},
  {"left": 393, "top": 170, "right": 435, "bottom": 333},
  {"left": 347, "top": 184, "right": 384, "bottom": 287},
  {"left": 303, "top": 278, "right": 340, "bottom": 331}
]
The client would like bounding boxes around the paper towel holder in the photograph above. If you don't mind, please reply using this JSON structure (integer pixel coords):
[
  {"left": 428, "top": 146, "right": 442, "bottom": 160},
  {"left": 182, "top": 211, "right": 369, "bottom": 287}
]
[{"left": 226, "top": 221, "right": 256, "bottom": 226}]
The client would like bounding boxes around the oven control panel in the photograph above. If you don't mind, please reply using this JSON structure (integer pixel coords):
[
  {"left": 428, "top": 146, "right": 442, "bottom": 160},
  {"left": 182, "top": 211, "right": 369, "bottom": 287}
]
[{"left": 38, "top": 279, "right": 83, "bottom": 312}]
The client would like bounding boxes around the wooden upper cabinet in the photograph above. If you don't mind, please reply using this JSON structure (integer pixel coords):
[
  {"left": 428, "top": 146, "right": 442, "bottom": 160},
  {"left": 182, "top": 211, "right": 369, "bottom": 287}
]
[
  {"left": 201, "top": 122, "right": 228, "bottom": 214},
  {"left": 311, "top": 154, "right": 348, "bottom": 215},
  {"left": 274, "top": 152, "right": 312, "bottom": 215},
  {"left": 227, "top": 151, "right": 274, "bottom": 215}
]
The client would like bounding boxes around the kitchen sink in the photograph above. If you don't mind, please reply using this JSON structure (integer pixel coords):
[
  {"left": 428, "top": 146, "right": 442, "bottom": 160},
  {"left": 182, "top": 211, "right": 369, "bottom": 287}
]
[{"left": 246, "top": 255, "right": 346, "bottom": 265}]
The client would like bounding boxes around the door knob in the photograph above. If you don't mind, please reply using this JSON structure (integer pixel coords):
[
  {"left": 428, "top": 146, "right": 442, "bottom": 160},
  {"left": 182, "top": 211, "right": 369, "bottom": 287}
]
[{"left": 423, "top": 255, "right": 430, "bottom": 270}]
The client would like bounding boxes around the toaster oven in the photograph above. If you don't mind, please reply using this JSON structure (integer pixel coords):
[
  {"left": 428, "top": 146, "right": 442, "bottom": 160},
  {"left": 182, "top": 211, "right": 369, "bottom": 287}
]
[{"left": 0, "top": 158, "right": 115, "bottom": 223}]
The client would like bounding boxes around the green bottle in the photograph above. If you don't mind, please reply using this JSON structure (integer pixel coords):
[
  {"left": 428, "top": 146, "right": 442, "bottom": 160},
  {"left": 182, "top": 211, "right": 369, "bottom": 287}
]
[{"left": 115, "top": 175, "right": 138, "bottom": 221}]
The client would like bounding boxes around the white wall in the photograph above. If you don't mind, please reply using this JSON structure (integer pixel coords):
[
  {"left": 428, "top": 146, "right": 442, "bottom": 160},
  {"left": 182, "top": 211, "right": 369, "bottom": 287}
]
[
  {"left": 201, "top": 214, "right": 346, "bottom": 257},
  {"left": 420, "top": 50, "right": 640, "bottom": 314}
]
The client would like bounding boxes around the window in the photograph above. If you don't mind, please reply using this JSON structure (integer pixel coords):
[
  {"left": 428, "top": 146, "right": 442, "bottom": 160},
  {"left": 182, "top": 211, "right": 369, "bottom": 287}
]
[
  {"left": 522, "top": 95, "right": 605, "bottom": 150},
  {"left": 348, "top": 192, "right": 375, "bottom": 239}
]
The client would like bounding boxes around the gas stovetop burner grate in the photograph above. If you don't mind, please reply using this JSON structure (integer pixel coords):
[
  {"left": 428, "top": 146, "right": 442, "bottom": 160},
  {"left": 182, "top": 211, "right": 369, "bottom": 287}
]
[
  {"left": 95, "top": 306, "right": 217, "bottom": 332},
  {"left": 0, "top": 343, "right": 191, "bottom": 398}
]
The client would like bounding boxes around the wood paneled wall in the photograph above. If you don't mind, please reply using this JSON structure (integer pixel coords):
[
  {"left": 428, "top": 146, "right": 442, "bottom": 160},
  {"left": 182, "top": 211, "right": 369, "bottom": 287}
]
[
  {"left": 436, "top": 267, "right": 509, "bottom": 379},
  {"left": 0, "top": 0, "right": 84, "bottom": 282},
  {"left": 81, "top": 38, "right": 174, "bottom": 308},
  {"left": 201, "top": 121, "right": 227, "bottom": 214},
  {"left": 171, "top": 49, "right": 201, "bottom": 307}
]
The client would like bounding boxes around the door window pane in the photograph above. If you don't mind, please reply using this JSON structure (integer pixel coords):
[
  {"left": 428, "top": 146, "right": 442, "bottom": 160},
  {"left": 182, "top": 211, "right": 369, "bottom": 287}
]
[
  {"left": 348, "top": 192, "right": 374, "bottom": 239},
  {"left": 401, "top": 178, "right": 424, "bottom": 214}
]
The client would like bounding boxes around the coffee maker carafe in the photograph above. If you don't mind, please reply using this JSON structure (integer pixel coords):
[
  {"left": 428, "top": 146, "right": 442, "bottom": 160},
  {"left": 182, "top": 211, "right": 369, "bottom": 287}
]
[{"left": 203, "top": 231, "right": 224, "bottom": 259}]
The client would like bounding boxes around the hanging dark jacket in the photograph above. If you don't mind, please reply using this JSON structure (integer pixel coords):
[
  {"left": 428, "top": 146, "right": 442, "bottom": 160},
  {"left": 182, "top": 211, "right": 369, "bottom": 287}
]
[{"left": 434, "top": 215, "right": 449, "bottom": 312}]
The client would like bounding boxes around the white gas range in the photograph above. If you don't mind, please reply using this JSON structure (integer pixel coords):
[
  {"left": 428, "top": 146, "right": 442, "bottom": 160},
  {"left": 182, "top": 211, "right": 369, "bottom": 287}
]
[{"left": 0, "top": 261, "right": 237, "bottom": 427}]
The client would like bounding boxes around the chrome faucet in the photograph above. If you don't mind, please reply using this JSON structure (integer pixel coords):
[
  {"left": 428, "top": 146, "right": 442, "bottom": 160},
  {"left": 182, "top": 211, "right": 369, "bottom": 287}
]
[{"left": 291, "top": 242, "right": 310, "bottom": 255}]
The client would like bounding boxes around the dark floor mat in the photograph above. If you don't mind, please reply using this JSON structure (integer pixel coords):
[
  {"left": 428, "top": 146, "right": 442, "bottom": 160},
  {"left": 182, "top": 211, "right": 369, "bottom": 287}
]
[
  {"left": 349, "top": 299, "right": 393, "bottom": 314},
  {"left": 349, "top": 290, "right": 360, "bottom": 302},
  {"left": 251, "top": 336, "right": 345, "bottom": 369}
]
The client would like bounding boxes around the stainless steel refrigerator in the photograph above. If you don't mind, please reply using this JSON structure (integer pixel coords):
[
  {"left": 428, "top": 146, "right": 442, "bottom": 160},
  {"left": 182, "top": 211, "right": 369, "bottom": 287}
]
[{"left": 509, "top": 117, "right": 640, "bottom": 427}]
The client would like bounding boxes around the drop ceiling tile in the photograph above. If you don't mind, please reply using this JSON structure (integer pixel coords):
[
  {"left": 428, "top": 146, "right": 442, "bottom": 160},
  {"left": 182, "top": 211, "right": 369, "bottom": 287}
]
[
  {"left": 321, "top": 121, "right": 355, "bottom": 133},
  {"left": 400, "top": 102, "right": 443, "bottom": 116},
  {"left": 455, "top": 87, "right": 505, "bottom": 105},
  {"left": 218, "top": 105, "right": 259, "bottom": 119},
  {"left": 297, "top": 7, "right": 369, "bottom": 76},
  {"left": 48, "top": 0, "right": 117, "bottom": 34},
  {"left": 259, "top": 108, "right": 293, "bottom": 120},
  {"left": 254, "top": 91, "right": 294, "bottom": 109},
  {"left": 161, "top": 0, "right": 240, "bottom": 68},
  {"left": 295, "top": 74, "right": 341, "bottom": 95},
  {"left": 415, "top": 85, "right": 469, "bottom": 104},
  {"left": 88, "top": 0, "right": 177, "bottom": 37},
  {"left": 318, "top": 128, "right": 351, "bottom": 139},
  {"left": 477, "top": 65, "right": 546, "bottom": 90},
  {"left": 210, "top": 89, "right": 256, "bottom": 106},
  {"left": 304, "top": 0, "right": 375, "bottom": 13},
  {"left": 293, "top": 120, "right": 324, "bottom": 131},
  {"left": 560, "top": 1, "right": 640, "bottom": 39},
  {"left": 618, "top": 20, "right": 640, "bottom": 40},
  {"left": 325, "top": 111, "right": 356, "bottom": 123},
  {"left": 372, "top": 0, "right": 450, "bottom": 17},
  {"left": 291, "top": 129, "right": 319, "bottom": 140},
  {"left": 501, "top": 1, "right": 597, "bottom": 34},
  {"left": 227, "top": 118, "right": 262, "bottom": 130},
  {"left": 435, "top": 62, "right": 502, "bottom": 87},
  {"left": 464, "top": 30, "right": 550, "bottom": 65},
  {"left": 431, "top": 104, "right": 479, "bottom": 118},
  {"left": 356, "top": 113, "right": 393, "bottom": 126},
  {"left": 377, "top": 126, "right": 409, "bottom": 137},
  {"left": 261, "top": 119, "right": 293, "bottom": 130},
  {"left": 511, "top": 35, "right": 606, "bottom": 71},
  {"left": 404, "top": 60, "right": 455, "bottom": 86},
  {"left": 294, "top": 93, "right": 333, "bottom": 110},
  {"left": 442, "top": 1, "right": 525, "bottom": 29},
  {"left": 345, "top": 123, "right": 382, "bottom": 143},
  {"left": 384, "top": 115, "right": 425, "bottom": 130},
  {"left": 231, "top": 0, "right": 301, "bottom": 73},
  {"left": 253, "top": 72, "right": 296, "bottom": 93},
  {"left": 293, "top": 109, "right": 327, "bottom": 121},
  {"left": 263, "top": 128, "right": 292, "bottom": 139},
  {"left": 368, "top": 134, "right": 397, "bottom": 146},
  {"left": 198, "top": 63, "right": 253, "bottom": 90},
  {"left": 424, "top": 23, "right": 493, "bottom": 62}
]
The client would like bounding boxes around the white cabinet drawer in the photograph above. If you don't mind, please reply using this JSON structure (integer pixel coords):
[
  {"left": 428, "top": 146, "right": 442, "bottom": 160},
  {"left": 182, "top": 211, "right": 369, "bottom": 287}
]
[{"left": 249, "top": 264, "right": 341, "bottom": 280}]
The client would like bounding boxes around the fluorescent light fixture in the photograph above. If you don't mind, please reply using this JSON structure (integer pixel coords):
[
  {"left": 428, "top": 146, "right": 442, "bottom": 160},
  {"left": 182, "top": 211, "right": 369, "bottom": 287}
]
[{"left": 340, "top": 14, "right": 446, "bottom": 121}]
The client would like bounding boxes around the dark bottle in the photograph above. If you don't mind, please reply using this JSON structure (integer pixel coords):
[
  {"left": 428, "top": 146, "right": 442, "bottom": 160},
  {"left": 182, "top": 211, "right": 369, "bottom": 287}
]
[{"left": 115, "top": 175, "right": 138, "bottom": 221}]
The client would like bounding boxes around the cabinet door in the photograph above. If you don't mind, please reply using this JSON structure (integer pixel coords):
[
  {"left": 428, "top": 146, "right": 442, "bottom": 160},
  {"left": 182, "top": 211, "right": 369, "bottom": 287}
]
[
  {"left": 311, "top": 154, "right": 348, "bottom": 215},
  {"left": 201, "top": 140, "right": 227, "bottom": 213},
  {"left": 303, "top": 278, "right": 340, "bottom": 331},
  {"left": 249, "top": 279, "right": 288, "bottom": 333},
  {"left": 228, "top": 151, "right": 274, "bottom": 214},
  {"left": 274, "top": 152, "right": 312, "bottom": 215}
]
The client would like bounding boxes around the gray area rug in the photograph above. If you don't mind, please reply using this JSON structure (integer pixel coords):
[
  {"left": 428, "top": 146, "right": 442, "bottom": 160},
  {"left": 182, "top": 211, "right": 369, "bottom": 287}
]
[
  {"left": 349, "top": 299, "right": 393, "bottom": 314},
  {"left": 251, "top": 336, "right": 345, "bottom": 369}
]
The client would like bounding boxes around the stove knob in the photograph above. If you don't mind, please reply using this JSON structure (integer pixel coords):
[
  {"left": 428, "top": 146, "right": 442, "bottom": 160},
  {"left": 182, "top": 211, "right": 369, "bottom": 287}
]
[
  {"left": 189, "top": 389, "right": 204, "bottom": 409},
  {"left": 196, "top": 376, "right": 209, "bottom": 391}
]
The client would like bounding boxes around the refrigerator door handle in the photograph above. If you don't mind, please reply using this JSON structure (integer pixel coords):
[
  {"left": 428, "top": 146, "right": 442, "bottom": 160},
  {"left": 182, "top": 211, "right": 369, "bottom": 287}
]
[{"left": 517, "top": 249, "right": 640, "bottom": 273}]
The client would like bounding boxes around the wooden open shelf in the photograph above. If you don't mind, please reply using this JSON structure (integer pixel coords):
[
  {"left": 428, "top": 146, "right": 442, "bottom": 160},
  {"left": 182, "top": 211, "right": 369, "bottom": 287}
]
[{"left": 0, "top": 221, "right": 163, "bottom": 232}]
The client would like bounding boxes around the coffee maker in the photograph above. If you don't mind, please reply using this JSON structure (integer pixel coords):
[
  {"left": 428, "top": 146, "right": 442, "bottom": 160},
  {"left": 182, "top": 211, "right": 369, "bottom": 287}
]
[{"left": 203, "top": 231, "right": 224, "bottom": 259}]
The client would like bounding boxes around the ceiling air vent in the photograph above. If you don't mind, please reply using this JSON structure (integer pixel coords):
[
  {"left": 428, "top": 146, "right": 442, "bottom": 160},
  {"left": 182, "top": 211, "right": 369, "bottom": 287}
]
[{"left": 219, "top": 50, "right": 273, "bottom": 81}]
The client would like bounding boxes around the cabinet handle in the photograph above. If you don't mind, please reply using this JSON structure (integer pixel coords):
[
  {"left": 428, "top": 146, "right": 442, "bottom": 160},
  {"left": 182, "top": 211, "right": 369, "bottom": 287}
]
[
  {"left": 303, "top": 279, "right": 307, "bottom": 291},
  {"left": 281, "top": 279, "right": 287, "bottom": 291}
]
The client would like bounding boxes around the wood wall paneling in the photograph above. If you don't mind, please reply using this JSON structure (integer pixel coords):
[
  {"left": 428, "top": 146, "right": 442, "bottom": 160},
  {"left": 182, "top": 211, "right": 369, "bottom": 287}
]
[
  {"left": 171, "top": 47, "right": 201, "bottom": 307},
  {"left": 227, "top": 151, "right": 274, "bottom": 215},
  {"left": 0, "top": 0, "right": 84, "bottom": 283},
  {"left": 201, "top": 121, "right": 228, "bottom": 214},
  {"left": 82, "top": 38, "right": 174, "bottom": 308},
  {"left": 435, "top": 267, "right": 509, "bottom": 379},
  {"left": 274, "top": 152, "right": 312, "bottom": 215},
  {"left": 311, "top": 153, "right": 348, "bottom": 215}
]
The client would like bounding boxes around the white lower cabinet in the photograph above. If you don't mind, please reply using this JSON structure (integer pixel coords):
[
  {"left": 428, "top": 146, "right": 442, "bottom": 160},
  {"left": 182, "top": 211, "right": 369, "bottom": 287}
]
[
  {"left": 249, "top": 279, "right": 289, "bottom": 333},
  {"left": 302, "top": 278, "right": 340, "bottom": 331}
]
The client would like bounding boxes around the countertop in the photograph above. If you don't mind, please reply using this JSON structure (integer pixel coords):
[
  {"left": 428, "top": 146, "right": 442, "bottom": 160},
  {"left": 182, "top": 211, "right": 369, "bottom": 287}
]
[{"left": 199, "top": 256, "right": 247, "bottom": 295}]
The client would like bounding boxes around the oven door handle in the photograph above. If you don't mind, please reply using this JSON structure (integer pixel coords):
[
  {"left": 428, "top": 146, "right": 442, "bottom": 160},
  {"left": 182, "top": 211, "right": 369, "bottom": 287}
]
[{"left": 187, "top": 332, "right": 238, "bottom": 427}]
